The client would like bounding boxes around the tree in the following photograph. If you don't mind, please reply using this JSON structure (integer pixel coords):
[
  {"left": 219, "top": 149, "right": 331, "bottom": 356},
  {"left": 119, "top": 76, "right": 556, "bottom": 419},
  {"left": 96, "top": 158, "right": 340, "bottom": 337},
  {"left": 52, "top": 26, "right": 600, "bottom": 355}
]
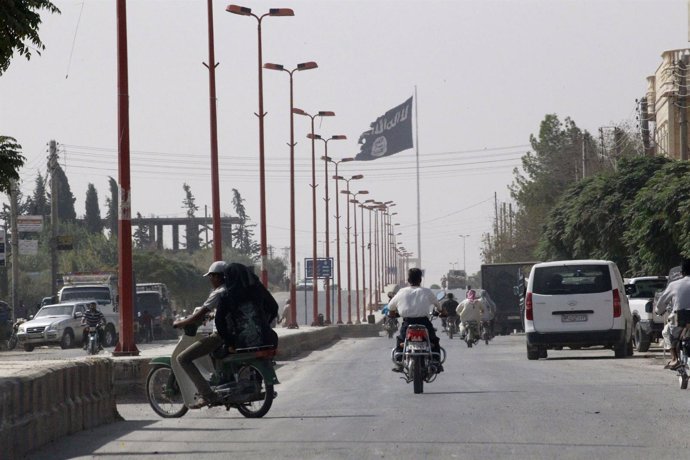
[
  {"left": 132, "top": 212, "right": 152, "bottom": 249},
  {"left": 26, "top": 172, "right": 49, "bottom": 216},
  {"left": 51, "top": 162, "right": 76, "bottom": 222},
  {"left": 105, "top": 176, "right": 118, "bottom": 238},
  {"left": 181, "top": 183, "right": 200, "bottom": 251},
  {"left": 84, "top": 183, "right": 103, "bottom": 234},
  {"left": 0, "top": 1, "right": 60, "bottom": 76},
  {"left": 0, "top": 136, "right": 25, "bottom": 194},
  {"left": 230, "top": 188, "right": 258, "bottom": 256}
]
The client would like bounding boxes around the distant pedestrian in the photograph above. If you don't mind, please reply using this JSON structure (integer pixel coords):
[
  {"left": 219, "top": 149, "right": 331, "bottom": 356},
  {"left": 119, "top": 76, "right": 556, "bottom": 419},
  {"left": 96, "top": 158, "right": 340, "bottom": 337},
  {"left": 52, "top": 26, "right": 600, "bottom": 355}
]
[{"left": 280, "top": 299, "right": 291, "bottom": 327}]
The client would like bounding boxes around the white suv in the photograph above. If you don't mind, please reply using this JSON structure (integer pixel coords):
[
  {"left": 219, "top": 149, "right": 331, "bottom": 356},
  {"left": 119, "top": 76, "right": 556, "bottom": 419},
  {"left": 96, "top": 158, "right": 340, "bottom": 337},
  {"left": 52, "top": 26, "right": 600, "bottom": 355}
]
[{"left": 524, "top": 260, "right": 633, "bottom": 360}]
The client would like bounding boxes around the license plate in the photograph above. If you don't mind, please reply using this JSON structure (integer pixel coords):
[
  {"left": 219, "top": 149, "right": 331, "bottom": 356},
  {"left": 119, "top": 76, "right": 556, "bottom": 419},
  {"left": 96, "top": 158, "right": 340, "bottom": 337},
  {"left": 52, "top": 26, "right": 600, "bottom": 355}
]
[{"left": 561, "top": 314, "right": 587, "bottom": 322}]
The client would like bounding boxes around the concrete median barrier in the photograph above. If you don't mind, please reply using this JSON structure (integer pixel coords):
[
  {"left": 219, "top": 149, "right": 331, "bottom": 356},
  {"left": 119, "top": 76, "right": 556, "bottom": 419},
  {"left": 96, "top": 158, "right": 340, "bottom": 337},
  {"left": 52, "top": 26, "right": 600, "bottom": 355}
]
[{"left": 0, "top": 358, "right": 118, "bottom": 460}]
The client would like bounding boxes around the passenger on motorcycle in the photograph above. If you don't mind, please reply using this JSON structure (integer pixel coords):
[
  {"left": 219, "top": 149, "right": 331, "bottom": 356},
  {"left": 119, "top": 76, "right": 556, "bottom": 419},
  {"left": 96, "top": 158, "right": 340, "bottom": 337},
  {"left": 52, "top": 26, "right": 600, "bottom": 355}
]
[
  {"left": 81, "top": 301, "right": 105, "bottom": 350},
  {"left": 456, "top": 289, "right": 484, "bottom": 339},
  {"left": 174, "top": 261, "right": 228, "bottom": 409},
  {"left": 441, "top": 293, "right": 459, "bottom": 331},
  {"left": 656, "top": 259, "right": 690, "bottom": 370},
  {"left": 389, "top": 268, "right": 443, "bottom": 372}
]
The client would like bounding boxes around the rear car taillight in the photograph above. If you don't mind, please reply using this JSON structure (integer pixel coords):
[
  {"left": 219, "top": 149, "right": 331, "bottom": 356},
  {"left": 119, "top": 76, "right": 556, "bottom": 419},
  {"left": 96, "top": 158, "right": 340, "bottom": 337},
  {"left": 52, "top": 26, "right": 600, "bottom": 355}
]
[
  {"left": 525, "top": 292, "right": 533, "bottom": 321},
  {"left": 406, "top": 327, "right": 428, "bottom": 342},
  {"left": 613, "top": 288, "right": 621, "bottom": 318}
]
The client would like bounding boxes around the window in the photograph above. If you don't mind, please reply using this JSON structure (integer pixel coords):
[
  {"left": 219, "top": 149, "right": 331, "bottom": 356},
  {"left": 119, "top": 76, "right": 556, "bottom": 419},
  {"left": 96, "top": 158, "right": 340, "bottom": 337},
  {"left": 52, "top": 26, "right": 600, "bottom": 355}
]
[{"left": 533, "top": 265, "right": 612, "bottom": 295}]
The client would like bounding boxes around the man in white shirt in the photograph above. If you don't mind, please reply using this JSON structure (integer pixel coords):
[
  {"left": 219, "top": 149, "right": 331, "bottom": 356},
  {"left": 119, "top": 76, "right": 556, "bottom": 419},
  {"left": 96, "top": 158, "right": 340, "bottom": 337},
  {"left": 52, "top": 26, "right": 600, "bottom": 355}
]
[
  {"left": 457, "top": 289, "right": 485, "bottom": 339},
  {"left": 388, "top": 268, "right": 443, "bottom": 371},
  {"left": 655, "top": 259, "right": 690, "bottom": 369}
]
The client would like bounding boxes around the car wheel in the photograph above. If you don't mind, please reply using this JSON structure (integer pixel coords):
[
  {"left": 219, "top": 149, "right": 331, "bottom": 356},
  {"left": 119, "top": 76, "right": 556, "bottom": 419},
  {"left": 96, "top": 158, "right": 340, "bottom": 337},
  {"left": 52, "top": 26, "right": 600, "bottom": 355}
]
[
  {"left": 614, "top": 340, "right": 627, "bottom": 359},
  {"left": 539, "top": 348, "right": 548, "bottom": 359},
  {"left": 634, "top": 322, "right": 650, "bottom": 352},
  {"left": 527, "top": 343, "right": 539, "bottom": 360},
  {"left": 23, "top": 343, "right": 34, "bottom": 352},
  {"left": 60, "top": 329, "right": 75, "bottom": 349}
]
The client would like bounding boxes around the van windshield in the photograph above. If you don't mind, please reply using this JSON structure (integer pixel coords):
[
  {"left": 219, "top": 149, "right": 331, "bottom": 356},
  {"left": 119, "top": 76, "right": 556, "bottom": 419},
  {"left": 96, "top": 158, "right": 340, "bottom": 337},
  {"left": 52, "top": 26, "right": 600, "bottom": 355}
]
[{"left": 533, "top": 265, "right": 612, "bottom": 295}]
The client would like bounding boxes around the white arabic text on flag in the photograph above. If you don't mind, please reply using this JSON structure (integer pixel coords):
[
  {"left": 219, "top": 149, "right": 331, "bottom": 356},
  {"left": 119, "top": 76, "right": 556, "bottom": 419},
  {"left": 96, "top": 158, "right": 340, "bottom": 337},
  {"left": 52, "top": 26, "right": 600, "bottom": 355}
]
[{"left": 355, "top": 97, "right": 413, "bottom": 161}]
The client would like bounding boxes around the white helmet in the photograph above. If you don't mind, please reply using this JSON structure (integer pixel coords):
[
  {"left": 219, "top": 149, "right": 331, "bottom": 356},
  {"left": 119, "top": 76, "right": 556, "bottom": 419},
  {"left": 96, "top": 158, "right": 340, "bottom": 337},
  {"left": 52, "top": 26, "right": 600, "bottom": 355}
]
[{"left": 203, "top": 260, "right": 227, "bottom": 277}]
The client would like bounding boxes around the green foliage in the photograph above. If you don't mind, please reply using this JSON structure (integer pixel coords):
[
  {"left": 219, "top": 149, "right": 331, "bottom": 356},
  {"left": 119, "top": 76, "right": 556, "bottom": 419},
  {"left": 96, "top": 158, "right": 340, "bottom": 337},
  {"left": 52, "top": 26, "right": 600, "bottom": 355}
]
[
  {"left": 624, "top": 161, "right": 690, "bottom": 274},
  {"left": 84, "top": 183, "right": 103, "bottom": 234},
  {"left": 105, "top": 177, "right": 118, "bottom": 238},
  {"left": 25, "top": 172, "right": 48, "bottom": 216},
  {"left": 0, "top": 0, "right": 60, "bottom": 76},
  {"left": 53, "top": 162, "right": 76, "bottom": 222},
  {"left": 0, "top": 136, "right": 25, "bottom": 194},
  {"left": 230, "top": 188, "right": 259, "bottom": 256},
  {"left": 181, "top": 183, "right": 200, "bottom": 251}
]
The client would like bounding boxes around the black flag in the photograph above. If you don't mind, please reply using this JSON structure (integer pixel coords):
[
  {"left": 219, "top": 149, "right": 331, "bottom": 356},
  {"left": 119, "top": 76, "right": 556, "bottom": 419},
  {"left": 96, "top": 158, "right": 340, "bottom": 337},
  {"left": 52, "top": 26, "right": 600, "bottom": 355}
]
[{"left": 355, "top": 97, "right": 413, "bottom": 161}]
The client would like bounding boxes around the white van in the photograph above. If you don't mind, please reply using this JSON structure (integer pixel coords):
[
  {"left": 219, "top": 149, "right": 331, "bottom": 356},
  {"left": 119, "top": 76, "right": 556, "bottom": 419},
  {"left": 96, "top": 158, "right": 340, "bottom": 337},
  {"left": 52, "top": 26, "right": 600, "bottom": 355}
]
[{"left": 524, "top": 260, "right": 633, "bottom": 360}]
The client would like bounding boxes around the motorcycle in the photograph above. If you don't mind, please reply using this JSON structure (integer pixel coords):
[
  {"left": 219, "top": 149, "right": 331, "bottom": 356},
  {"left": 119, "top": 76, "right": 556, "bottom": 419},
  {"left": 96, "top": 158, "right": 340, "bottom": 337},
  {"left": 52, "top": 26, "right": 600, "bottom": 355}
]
[
  {"left": 462, "top": 320, "right": 480, "bottom": 348},
  {"left": 383, "top": 316, "right": 399, "bottom": 339},
  {"left": 7, "top": 318, "right": 26, "bottom": 350},
  {"left": 676, "top": 329, "right": 690, "bottom": 389},
  {"left": 391, "top": 324, "right": 446, "bottom": 394},
  {"left": 146, "top": 323, "right": 279, "bottom": 418},
  {"left": 84, "top": 325, "right": 103, "bottom": 355},
  {"left": 480, "top": 320, "right": 492, "bottom": 345},
  {"left": 446, "top": 316, "right": 459, "bottom": 340}
]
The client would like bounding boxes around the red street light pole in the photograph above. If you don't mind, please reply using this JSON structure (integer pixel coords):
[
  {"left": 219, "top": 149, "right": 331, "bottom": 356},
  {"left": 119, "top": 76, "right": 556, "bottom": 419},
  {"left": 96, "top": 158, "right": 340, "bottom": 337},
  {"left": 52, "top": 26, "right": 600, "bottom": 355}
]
[
  {"left": 114, "top": 0, "right": 138, "bottom": 356},
  {"left": 298, "top": 113, "right": 338, "bottom": 327},
  {"left": 226, "top": 4, "right": 294, "bottom": 287},
  {"left": 364, "top": 201, "right": 376, "bottom": 310},
  {"left": 344, "top": 189, "right": 368, "bottom": 324},
  {"left": 205, "top": 0, "right": 222, "bottom": 260},
  {"left": 359, "top": 202, "right": 367, "bottom": 321},
  {"left": 264, "top": 61, "right": 318, "bottom": 328},
  {"left": 313, "top": 135, "right": 347, "bottom": 325},
  {"left": 329, "top": 160, "right": 355, "bottom": 324},
  {"left": 335, "top": 175, "right": 364, "bottom": 324}
]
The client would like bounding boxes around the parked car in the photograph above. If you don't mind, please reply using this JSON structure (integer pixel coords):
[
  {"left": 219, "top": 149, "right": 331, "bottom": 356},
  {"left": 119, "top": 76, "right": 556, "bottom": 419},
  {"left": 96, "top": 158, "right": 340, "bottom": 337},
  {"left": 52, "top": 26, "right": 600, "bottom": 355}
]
[
  {"left": 15, "top": 301, "right": 92, "bottom": 351},
  {"left": 295, "top": 280, "right": 315, "bottom": 291},
  {"left": 524, "top": 260, "right": 633, "bottom": 360},
  {"left": 624, "top": 276, "right": 668, "bottom": 352}
]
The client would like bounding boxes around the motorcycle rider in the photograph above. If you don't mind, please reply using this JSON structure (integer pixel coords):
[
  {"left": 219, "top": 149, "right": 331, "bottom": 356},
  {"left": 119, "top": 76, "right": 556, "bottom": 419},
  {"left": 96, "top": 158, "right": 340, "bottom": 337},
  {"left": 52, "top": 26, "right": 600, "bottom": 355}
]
[
  {"left": 82, "top": 301, "right": 106, "bottom": 350},
  {"left": 457, "top": 289, "right": 484, "bottom": 340},
  {"left": 655, "top": 259, "right": 690, "bottom": 369},
  {"left": 389, "top": 268, "right": 443, "bottom": 372},
  {"left": 173, "top": 261, "right": 227, "bottom": 409},
  {"left": 480, "top": 292, "right": 495, "bottom": 339},
  {"left": 441, "top": 293, "right": 460, "bottom": 333}
]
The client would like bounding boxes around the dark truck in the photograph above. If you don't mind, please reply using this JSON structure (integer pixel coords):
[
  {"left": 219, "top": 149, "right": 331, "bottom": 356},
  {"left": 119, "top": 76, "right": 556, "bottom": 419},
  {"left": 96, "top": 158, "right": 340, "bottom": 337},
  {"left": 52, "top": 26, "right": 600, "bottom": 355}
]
[{"left": 481, "top": 262, "right": 537, "bottom": 335}]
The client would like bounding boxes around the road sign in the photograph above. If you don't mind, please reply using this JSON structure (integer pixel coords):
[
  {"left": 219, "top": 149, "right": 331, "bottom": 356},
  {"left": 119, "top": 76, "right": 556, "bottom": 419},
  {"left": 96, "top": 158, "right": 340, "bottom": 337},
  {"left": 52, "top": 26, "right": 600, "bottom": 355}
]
[
  {"left": 305, "top": 257, "right": 333, "bottom": 279},
  {"left": 17, "top": 215, "right": 43, "bottom": 232}
]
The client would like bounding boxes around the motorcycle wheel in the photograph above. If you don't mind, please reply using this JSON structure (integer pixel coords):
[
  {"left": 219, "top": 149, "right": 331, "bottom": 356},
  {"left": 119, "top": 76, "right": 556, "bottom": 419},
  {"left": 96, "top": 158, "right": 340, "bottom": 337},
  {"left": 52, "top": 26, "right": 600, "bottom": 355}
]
[
  {"left": 409, "top": 357, "right": 424, "bottom": 394},
  {"left": 235, "top": 364, "right": 275, "bottom": 418},
  {"left": 679, "top": 373, "right": 688, "bottom": 390},
  {"left": 88, "top": 337, "right": 97, "bottom": 355},
  {"left": 146, "top": 364, "right": 188, "bottom": 418},
  {"left": 8, "top": 334, "right": 17, "bottom": 350}
]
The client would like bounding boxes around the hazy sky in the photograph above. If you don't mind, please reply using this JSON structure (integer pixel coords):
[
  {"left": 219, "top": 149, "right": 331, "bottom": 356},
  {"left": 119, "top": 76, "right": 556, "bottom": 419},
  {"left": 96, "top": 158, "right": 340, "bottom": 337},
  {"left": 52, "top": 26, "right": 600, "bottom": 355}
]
[{"left": 1, "top": 0, "right": 688, "bottom": 287}]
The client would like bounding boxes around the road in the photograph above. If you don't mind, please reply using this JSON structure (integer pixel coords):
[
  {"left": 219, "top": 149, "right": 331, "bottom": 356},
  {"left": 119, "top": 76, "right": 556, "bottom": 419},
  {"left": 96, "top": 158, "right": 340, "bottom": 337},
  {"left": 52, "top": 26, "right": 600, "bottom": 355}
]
[{"left": 25, "top": 333, "right": 689, "bottom": 460}]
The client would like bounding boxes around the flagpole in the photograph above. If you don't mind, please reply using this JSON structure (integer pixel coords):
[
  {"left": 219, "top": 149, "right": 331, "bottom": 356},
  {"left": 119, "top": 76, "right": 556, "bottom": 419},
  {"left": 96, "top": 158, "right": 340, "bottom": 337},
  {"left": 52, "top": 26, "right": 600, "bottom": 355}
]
[{"left": 414, "top": 85, "right": 422, "bottom": 276}]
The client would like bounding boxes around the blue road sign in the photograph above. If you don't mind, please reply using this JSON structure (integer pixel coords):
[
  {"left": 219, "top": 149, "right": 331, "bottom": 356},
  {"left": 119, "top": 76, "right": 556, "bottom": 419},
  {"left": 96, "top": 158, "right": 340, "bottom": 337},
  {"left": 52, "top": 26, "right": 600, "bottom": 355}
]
[{"left": 305, "top": 257, "right": 334, "bottom": 279}]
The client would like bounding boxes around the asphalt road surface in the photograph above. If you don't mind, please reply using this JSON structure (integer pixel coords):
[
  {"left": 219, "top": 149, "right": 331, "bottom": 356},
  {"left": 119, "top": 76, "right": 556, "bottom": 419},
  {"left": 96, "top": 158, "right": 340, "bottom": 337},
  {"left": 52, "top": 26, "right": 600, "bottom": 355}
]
[{"left": 25, "top": 333, "right": 690, "bottom": 460}]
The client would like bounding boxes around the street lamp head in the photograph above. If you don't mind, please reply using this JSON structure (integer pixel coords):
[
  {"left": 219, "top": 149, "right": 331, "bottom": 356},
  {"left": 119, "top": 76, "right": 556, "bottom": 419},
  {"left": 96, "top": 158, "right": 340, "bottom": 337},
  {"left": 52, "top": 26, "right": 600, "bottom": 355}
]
[
  {"left": 307, "top": 133, "right": 322, "bottom": 140},
  {"left": 357, "top": 190, "right": 369, "bottom": 195},
  {"left": 317, "top": 111, "right": 335, "bottom": 117},
  {"left": 364, "top": 199, "right": 376, "bottom": 203},
  {"left": 331, "top": 135, "right": 347, "bottom": 140},
  {"left": 226, "top": 4, "right": 252, "bottom": 15},
  {"left": 341, "top": 157, "right": 355, "bottom": 163},
  {"left": 384, "top": 200, "right": 394, "bottom": 205},
  {"left": 292, "top": 107, "right": 308, "bottom": 116},
  {"left": 268, "top": 8, "right": 294, "bottom": 16},
  {"left": 264, "top": 62, "right": 284, "bottom": 71},
  {"left": 340, "top": 190, "right": 350, "bottom": 195},
  {"left": 321, "top": 155, "right": 332, "bottom": 161},
  {"left": 333, "top": 175, "right": 345, "bottom": 180},
  {"left": 351, "top": 174, "right": 364, "bottom": 180},
  {"left": 297, "top": 61, "right": 318, "bottom": 71}
]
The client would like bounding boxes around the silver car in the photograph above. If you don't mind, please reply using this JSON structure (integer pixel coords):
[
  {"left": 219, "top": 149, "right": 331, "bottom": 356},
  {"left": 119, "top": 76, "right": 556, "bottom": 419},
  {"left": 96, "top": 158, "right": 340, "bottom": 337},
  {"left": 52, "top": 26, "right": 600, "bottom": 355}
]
[{"left": 16, "top": 302, "right": 90, "bottom": 351}]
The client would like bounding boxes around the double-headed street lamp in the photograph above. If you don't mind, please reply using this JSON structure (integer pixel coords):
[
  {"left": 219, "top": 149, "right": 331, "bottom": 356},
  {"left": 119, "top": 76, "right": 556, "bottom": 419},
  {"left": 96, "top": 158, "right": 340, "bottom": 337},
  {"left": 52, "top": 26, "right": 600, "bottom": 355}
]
[
  {"left": 328, "top": 163, "right": 355, "bottom": 323},
  {"left": 226, "top": 4, "right": 294, "bottom": 287},
  {"left": 264, "top": 61, "right": 318, "bottom": 328},
  {"left": 334, "top": 175, "right": 364, "bottom": 324},
  {"left": 311, "top": 135, "right": 347, "bottom": 324},
  {"left": 344, "top": 190, "right": 369, "bottom": 324}
]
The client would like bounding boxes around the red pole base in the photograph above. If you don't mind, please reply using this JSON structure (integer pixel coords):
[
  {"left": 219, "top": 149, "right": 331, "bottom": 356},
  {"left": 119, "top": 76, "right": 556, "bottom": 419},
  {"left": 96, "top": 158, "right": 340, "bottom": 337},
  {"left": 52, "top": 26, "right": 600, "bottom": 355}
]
[{"left": 112, "top": 341, "right": 140, "bottom": 356}]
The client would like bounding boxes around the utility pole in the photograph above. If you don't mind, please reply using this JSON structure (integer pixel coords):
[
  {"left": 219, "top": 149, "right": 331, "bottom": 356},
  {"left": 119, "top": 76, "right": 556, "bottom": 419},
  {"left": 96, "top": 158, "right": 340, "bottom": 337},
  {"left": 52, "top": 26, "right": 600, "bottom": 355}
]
[
  {"left": 10, "top": 180, "right": 19, "bottom": 320},
  {"left": 679, "top": 55, "right": 689, "bottom": 161},
  {"left": 640, "top": 97, "right": 653, "bottom": 157},
  {"left": 581, "top": 134, "right": 586, "bottom": 179},
  {"left": 48, "top": 140, "right": 58, "bottom": 299}
]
